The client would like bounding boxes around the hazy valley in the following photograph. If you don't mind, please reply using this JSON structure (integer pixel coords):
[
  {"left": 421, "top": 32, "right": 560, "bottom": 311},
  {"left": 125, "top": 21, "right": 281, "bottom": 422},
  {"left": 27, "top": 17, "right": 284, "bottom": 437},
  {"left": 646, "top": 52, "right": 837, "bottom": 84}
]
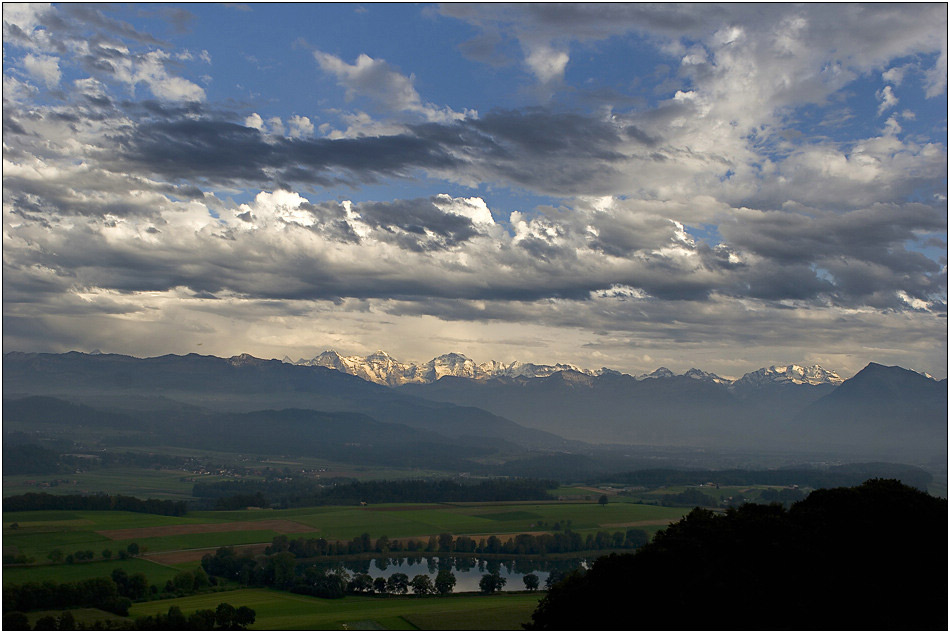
[
  {"left": 3, "top": 351, "right": 947, "bottom": 630},
  {"left": 3, "top": 3, "right": 947, "bottom": 628},
  {"left": 4, "top": 350, "right": 947, "bottom": 475}
]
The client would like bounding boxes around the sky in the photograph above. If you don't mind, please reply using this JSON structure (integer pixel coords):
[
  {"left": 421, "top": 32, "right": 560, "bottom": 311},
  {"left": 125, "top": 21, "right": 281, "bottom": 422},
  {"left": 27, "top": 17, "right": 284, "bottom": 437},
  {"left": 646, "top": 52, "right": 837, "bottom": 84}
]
[{"left": 2, "top": 2, "right": 948, "bottom": 379}]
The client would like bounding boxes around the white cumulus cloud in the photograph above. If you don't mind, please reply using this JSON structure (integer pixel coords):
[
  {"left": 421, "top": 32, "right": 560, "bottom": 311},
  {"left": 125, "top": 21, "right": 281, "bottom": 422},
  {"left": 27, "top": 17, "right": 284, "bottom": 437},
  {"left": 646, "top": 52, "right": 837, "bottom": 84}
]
[{"left": 23, "top": 53, "right": 60, "bottom": 88}]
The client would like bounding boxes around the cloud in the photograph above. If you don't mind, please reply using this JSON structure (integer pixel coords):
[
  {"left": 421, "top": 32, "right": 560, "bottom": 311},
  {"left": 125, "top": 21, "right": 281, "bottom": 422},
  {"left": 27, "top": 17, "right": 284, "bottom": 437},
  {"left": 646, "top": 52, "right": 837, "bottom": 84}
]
[
  {"left": 2, "top": 3, "right": 53, "bottom": 34},
  {"left": 877, "top": 85, "right": 898, "bottom": 115},
  {"left": 882, "top": 65, "right": 907, "bottom": 86},
  {"left": 245, "top": 112, "right": 264, "bottom": 131},
  {"left": 924, "top": 37, "right": 948, "bottom": 97},
  {"left": 130, "top": 50, "right": 206, "bottom": 101},
  {"left": 2, "top": 3, "right": 946, "bottom": 378},
  {"left": 524, "top": 44, "right": 569, "bottom": 85},
  {"left": 314, "top": 51, "right": 423, "bottom": 112},
  {"left": 288, "top": 115, "right": 314, "bottom": 138},
  {"left": 23, "top": 54, "right": 61, "bottom": 88},
  {"left": 313, "top": 50, "right": 470, "bottom": 124},
  {"left": 4, "top": 3, "right": 206, "bottom": 102}
]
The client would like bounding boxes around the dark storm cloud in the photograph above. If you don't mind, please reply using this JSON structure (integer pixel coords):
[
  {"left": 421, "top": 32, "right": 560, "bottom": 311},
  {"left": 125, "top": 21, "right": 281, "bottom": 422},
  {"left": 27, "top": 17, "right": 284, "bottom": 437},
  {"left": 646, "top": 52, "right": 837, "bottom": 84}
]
[
  {"left": 3, "top": 4, "right": 167, "bottom": 55},
  {"left": 439, "top": 3, "right": 716, "bottom": 59},
  {"left": 723, "top": 204, "right": 946, "bottom": 264},
  {"left": 354, "top": 198, "right": 480, "bottom": 251},
  {"left": 520, "top": 2, "right": 714, "bottom": 35},
  {"left": 111, "top": 107, "right": 640, "bottom": 194},
  {"left": 115, "top": 118, "right": 462, "bottom": 187},
  {"left": 719, "top": 203, "right": 947, "bottom": 304},
  {"left": 57, "top": 4, "right": 169, "bottom": 47},
  {"left": 2, "top": 112, "right": 28, "bottom": 136}
]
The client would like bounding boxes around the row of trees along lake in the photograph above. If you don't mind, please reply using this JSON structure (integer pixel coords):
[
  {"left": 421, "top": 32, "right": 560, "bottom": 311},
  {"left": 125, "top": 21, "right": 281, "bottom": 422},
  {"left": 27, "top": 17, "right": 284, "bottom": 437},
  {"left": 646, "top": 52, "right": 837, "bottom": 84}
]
[{"left": 257, "top": 526, "right": 649, "bottom": 559}]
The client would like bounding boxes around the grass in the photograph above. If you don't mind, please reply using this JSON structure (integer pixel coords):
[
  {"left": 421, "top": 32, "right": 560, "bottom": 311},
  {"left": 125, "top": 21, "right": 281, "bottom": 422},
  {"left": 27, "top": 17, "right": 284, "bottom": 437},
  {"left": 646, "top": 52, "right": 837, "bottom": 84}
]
[
  {"left": 2, "top": 467, "right": 208, "bottom": 501},
  {"left": 126, "top": 588, "right": 543, "bottom": 630},
  {"left": 2, "top": 556, "right": 184, "bottom": 587},
  {"left": 107, "top": 530, "right": 283, "bottom": 554},
  {"left": 4, "top": 501, "right": 686, "bottom": 564},
  {"left": 3, "top": 528, "right": 112, "bottom": 560}
]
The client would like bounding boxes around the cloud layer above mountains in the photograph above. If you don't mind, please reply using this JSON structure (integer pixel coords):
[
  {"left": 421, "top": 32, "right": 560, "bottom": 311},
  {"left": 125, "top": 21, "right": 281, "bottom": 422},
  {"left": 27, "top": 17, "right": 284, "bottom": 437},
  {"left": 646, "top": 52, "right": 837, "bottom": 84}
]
[{"left": 3, "top": 3, "right": 947, "bottom": 378}]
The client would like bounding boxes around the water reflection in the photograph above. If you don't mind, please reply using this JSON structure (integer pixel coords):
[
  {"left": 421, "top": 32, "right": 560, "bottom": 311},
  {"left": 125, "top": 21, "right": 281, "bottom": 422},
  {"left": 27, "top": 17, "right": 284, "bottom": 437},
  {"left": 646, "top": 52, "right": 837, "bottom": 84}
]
[{"left": 307, "top": 556, "right": 588, "bottom": 593}]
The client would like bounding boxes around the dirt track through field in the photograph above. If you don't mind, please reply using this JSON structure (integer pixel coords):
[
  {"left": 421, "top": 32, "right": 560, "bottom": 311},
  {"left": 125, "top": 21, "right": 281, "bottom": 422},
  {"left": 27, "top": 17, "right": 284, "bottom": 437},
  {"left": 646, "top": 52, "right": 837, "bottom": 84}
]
[
  {"left": 367, "top": 505, "right": 454, "bottom": 512},
  {"left": 144, "top": 543, "right": 271, "bottom": 565},
  {"left": 97, "top": 519, "right": 317, "bottom": 541},
  {"left": 599, "top": 519, "right": 676, "bottom": 528}
]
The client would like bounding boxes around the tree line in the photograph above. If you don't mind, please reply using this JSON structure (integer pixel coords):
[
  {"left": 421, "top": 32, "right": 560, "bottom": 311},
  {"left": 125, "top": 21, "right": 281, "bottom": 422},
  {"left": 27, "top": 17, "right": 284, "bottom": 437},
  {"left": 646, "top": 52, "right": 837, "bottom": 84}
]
[
  {"left": 4, "top": 493, "right": 187, "bottom": 516},
  {"left": 199, "top": 523, "right": 647, "bottom": 601},
  {"left": 2, "top": 602, "right": 256, "bottom": 631},
  {"left": 200, "top": 546, "right": 457, "bottom": 599},
  {"left": 2, "top": 562, "right": 253, "bottom": 631},
  {"left": 261, "top": 527, "right": 649, "bottom": 559},
  {"left": 133, "top": 602, "right": 255, "bottom": 631},
  {"left": 3, "top": 577, "right": 133, "bottom": 617},
  {"left": 193, "top": 477, "right": 557, "bottom": 509}
]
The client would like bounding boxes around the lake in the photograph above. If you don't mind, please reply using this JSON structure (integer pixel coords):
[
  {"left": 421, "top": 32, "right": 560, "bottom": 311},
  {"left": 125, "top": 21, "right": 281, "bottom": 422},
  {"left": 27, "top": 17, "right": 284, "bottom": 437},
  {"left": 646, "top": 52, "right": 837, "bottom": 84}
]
[{"left": 307, "top": 555, "right": 590, "bottom": 593}]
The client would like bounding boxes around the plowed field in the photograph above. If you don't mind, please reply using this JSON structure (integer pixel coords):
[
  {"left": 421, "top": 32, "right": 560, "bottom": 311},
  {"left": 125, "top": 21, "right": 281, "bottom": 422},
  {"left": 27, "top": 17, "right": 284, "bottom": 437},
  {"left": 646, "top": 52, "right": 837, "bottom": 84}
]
[{"left": 97, "top": 519, "right": 316, "bottom": 540}]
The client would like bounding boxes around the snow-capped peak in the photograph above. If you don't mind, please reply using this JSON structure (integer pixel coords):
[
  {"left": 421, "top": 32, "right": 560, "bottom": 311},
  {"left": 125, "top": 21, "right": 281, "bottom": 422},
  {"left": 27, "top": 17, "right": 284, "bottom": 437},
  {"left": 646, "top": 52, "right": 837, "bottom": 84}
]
[
  {"left": 293, "top": 350, "right": 605, "bottom": 385},
  {"left": 683, "top": 368, "right": 729, "bottom": 384},
  {"left": 732, "top": 364, "right": 843, "bottom": 388},
  {"left": 290, "top": 350, "right": 848, "bottom": 390},
  {"left": 638, "top": 367, "right": 675, "bottom": 380}
]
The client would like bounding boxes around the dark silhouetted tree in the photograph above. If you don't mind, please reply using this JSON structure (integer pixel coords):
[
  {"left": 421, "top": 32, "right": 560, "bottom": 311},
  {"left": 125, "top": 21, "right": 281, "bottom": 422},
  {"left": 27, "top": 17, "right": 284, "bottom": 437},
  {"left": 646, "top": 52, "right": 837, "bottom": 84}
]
[
  {"left": 523, "top": 573, "right": 540, "bottom": 591},
  {"left": 435, "top": 569, "right": 456, "bottom": 595}
]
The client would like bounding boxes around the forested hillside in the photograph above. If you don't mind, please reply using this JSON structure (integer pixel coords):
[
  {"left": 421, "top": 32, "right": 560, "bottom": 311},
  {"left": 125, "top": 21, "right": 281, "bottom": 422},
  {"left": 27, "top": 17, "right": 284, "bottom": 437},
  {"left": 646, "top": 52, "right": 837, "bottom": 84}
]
[{"left": 527, "top": 479, "right": 947, "bottom": 630}]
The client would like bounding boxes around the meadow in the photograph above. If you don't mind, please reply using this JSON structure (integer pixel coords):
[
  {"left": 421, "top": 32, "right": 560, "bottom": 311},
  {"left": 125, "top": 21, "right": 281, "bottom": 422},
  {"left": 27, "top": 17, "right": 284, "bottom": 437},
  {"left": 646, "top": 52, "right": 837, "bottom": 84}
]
[
  {"left": 2, "top": 468, "right": 207, "bottom": 501},
  {"left": 3, "top": 498, "right": 686, "bottom": 579},
  {"left": 126, "top": 588, "right": 544, "bottom": 630},
  {"left": 2, "top": 467, "right": 824, "bottom": 631}
]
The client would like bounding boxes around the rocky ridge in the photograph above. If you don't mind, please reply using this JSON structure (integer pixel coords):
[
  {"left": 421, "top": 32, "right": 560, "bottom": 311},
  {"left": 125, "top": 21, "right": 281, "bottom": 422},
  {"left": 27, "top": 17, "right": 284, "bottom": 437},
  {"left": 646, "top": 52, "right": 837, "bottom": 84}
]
[{"left": 286, "top": 350, "right": 846, "bottom": 388}]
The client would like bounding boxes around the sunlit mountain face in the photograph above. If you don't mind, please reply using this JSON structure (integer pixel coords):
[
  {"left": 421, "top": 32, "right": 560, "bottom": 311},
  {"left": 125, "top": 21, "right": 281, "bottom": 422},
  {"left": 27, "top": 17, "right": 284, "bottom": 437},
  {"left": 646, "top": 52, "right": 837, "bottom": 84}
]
[{"left": 2, "top": 3, "right": 946, "bottom": 382}]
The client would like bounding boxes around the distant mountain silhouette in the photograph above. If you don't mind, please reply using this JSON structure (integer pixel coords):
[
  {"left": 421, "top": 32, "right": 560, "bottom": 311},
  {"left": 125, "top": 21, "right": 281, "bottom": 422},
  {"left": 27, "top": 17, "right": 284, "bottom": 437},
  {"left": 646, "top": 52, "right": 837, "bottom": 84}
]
[
  {"left": 402, "top": 363, "right": 947, "bottom": 462},
  {"left": 1, "top": 351, "right": 568, "bottom": 450},
  {"left": 790, "top": 363, "right": 947, "bottom": 460},
  {"left": 401, "top": 370, "right": 815, "bottom": 446},
  {"left": 4, "top": 352, "right": 945, "bottom": 464},
  {"left": 1, "top": 395, "right": 502, "bottom": 470}
]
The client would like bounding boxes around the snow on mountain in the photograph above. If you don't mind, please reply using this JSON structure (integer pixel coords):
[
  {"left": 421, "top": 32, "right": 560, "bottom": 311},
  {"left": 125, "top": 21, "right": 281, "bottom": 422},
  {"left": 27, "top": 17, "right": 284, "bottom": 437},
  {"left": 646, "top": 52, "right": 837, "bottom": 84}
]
[
  {"left": 291, "top": 350, "right": 844, "bottom": 389},
  {"left": 425, "top": 352, "right": 479, "bottom": 381},
  {"left": 732, "top": 364, "right": 844, "bottom": 388},
  {"left": 683, "top": 368, "right": 730, "bottom": 384},
  {"left": 496, "top": 361, "right": 595, "bottom": 380},
  {"left": 637, "top": 367, "right": 675, "bottom": 380},
  {"left": 293, "top": 350, "right": 602, "bottom": 385}
]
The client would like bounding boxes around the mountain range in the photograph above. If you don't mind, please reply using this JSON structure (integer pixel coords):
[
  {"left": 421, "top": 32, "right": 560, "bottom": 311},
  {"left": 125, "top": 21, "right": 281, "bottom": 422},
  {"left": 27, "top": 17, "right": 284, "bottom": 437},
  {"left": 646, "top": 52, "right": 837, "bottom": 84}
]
[
  {"left": 286, "top": 349, "right": 850, "bottom": 388},
  {"left": 3, "top": 351, "right": 946, "bottom": 468}
]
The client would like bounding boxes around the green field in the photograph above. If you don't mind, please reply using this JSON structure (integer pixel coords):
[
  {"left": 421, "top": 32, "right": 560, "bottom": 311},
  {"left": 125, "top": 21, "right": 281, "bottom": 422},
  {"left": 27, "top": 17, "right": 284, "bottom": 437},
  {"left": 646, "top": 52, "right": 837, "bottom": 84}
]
[
  {"left": 2, "top": 467, "right": 213, "bottom": 501},
  {"left": 2, "top": 556, "right": 184, "bottom": 587},
  {"left": 5, "top": 500, "right": 685, "bottom": 551},
  {"left": 127, "top": 588, "right": 543, "bottom": 630},
  {"left": 182, "top": 499, "right": 685, "bottom": 540},
  {"left": 3, "top": 499, "right": 687, "bottom": 594},
  {"left": 2, "top": 453, "right": 458, "bottom": 502}
]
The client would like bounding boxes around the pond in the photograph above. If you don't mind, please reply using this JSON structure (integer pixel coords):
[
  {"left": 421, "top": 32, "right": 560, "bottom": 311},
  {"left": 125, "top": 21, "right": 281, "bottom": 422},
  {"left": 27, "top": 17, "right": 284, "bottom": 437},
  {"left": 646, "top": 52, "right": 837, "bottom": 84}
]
[{"left": 306, "top": 555, "right": 590, "bottom": 593}]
